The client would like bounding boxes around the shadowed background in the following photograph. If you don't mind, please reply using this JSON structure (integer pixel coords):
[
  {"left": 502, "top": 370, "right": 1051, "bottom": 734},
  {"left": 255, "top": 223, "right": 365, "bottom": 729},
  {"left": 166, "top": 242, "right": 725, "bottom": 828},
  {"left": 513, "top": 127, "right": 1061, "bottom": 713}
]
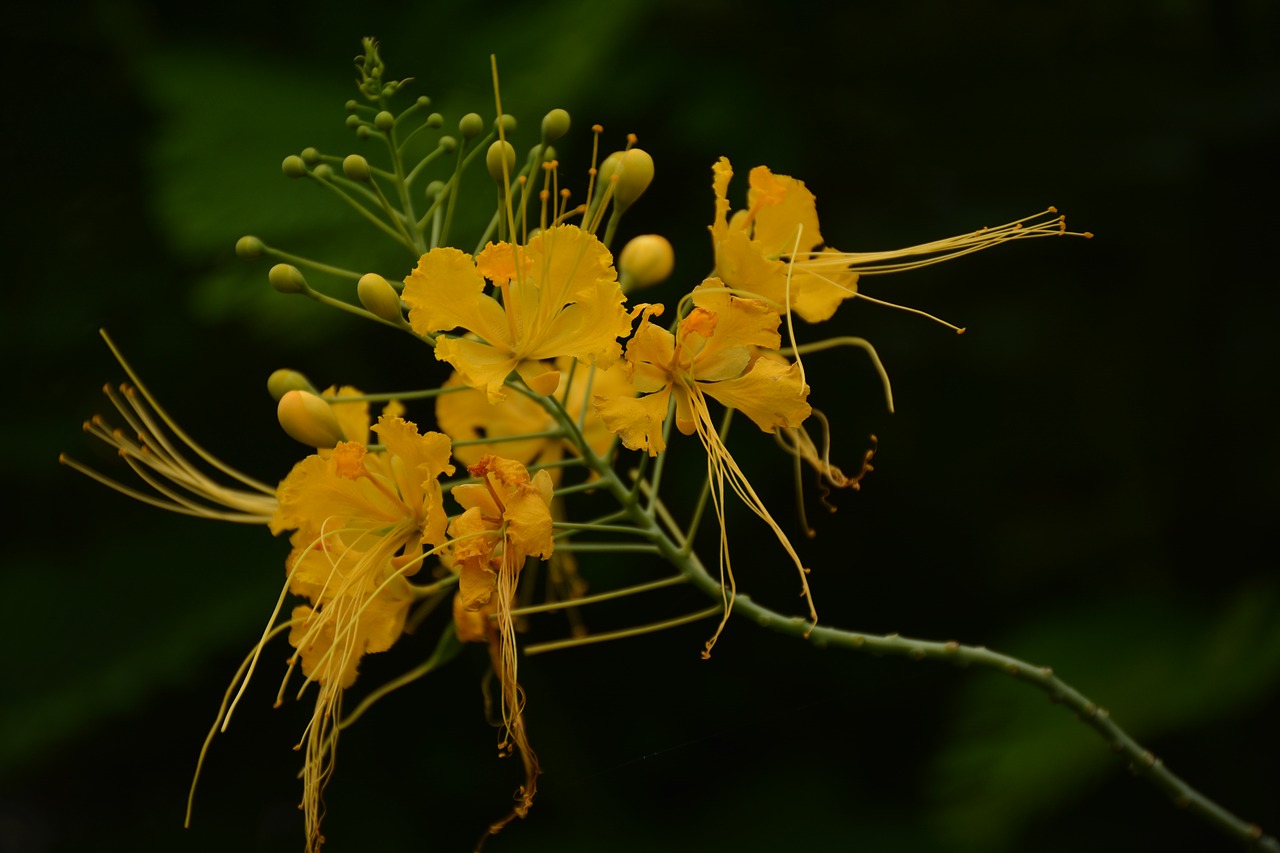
[{"left": 5, "top": 0, "right": 1278, "bottom": 850}]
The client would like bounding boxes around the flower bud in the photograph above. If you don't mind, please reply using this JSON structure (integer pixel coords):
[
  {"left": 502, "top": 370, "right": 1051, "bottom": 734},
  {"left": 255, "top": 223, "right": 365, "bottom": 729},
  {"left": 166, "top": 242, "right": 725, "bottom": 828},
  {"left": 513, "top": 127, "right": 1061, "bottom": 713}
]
[
  {"left": 493, "top": 113, "right": 516, "bottom": 135},
  {"left": 614, "top": 148, "right": 654, "bottom": 210},
  {"left": 235, "top": 235, "right": 265, "bottom": 259},
  {"left": 345, "top": 114, "right": 361, "bottom": 129},
  {"left": 342, "top": 154, "right": 371, "bottom": 182},
  {"left": 416, "top": 96, "right": 431, "bottom": 108},
  {"left": 357, "top": 272, "right": 403, "bottom": 323},
  {"left": 541, "top": 108, "right": 570, "bottom": 141},
  {"left": 300, "top": 147, "right": 321, "bottom": 165},
  {"left": 277, "top": 390, "right": 345, "bottom": 448},
  {"left": 313, "top": 164, "right": 334, "bottom": 180},
  {"left": 437, "top": 135, "right": 457, "bottom": 153},
  {"left": 281, "top": 155, "right": 307, "bottom": 178},
  {"left": 597, "top": 151, "right": 624, "bottom": 187},
  {"left": 374, "top": 110, "right": 395, "bottom": 131},
  {"left": 268, "top": 263, "right": 309, "bottom": 294},
  {"left": 425, "top": 180, "right": 446, "bottom": 200},
  {"left": 619, "top": 234, "right": 675, "bottom": 291},
  {"left": 426, "top": 112, "right": 444, "bottom": 129},
  {"left": 487, "top": 140, "right": 517, "bottom": 183},
  {"left": 459, "top": 113, "right": 484, "bottom": 140},
  {"left": 267, "top": 368, "right": 318, "bottom": 401}
]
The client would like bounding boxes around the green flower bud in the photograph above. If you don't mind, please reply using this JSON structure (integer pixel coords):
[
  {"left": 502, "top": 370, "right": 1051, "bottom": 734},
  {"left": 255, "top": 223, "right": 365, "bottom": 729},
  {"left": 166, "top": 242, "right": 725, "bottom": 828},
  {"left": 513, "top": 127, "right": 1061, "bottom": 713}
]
[
  {"left": 268, "top": 263, "right": 309, "bottom": 294},
  {"left": 425, "top": 180, "right": 446, "bottom": 200},
  {"left": 437, "top": 135, "right": 457, "bottom": 153},
  {"left": 345, "top": 99, "right": 359, "bottom": 112},
  {"left": 235, "top": 235, "right": 265, "bottom": 259},
  {"left": 313, "top": 164, "right": 334, "bottom": 180},
  {"left": 459, "top": 113, "right": 484, "bottom": 140},
  {"left": 597, "top": 151, "right": 624, "bottom": 187},
  {"left": 614, "top": 148, "right": 654, "bottom": 209},
  {"left": 426, "top": 112, "right": 444, "bottom": 129},
  {"left": 618, "top": 234, "right": 675, "bottom": 291},
  {"left": 356, "top": 125, "right": 371, "bottom": 140},
  {"left": 374, "top": 110, "right": 394, "bottom": 131},
  {"left": 281, "top": 155, "right": 307, "bottom": 178},
  {"left": 300, "top": 147, "right": 321, "bottom": 165},
  {"left": 487, "top": 140, "right": 517, "bottom": 183},
  {"left": 416, "top": 96, "right": 431, "bottom": 108},
  {"left": 494, "top": 113, "right": 517, "bottom": 135},
  {"left": 342, "top": 154, "right": 371, "bottom": 182},
  {"left": 357, "top": 272, "right": 403, "bottom": 323},
  {"left": 266, "top": 368, "right": 318, "bottom": 400},
  {"left": 277, "top": 390, "right": 345, "bottom": 448},
  {"left": 345, "top": 114, "right": 361, "bottom": 129},
  {"left": 541, "top": 108, "right": 570, "bottom": 141}
]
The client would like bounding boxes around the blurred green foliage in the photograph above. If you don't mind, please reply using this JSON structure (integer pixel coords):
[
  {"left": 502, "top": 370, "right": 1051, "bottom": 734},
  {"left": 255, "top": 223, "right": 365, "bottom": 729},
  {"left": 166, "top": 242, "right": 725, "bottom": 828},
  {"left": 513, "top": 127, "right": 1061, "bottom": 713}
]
[{"left": 6, "top": 0, "right": 1278, "bottom": 850}]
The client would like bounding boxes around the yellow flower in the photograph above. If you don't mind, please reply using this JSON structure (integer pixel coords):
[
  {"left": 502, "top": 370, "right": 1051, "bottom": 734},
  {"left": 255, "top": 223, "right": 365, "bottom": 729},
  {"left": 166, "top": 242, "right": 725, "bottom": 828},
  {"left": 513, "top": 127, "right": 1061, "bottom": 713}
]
[
  {"left": 402, "top": 223, "right": 632, "bottom": 403},
  {"left": 268, "top": 414, "right": 454, "bottom": 852},
  {"left": 449, "top": 455, "right": 554, "bottom": 610},
  {"left": 447, "top": 455, "right": 553, "bottom": 834},
  {"left": 594, "top": 280, "right": 815, "bottom": 655},
  {"left": 593, "top": 279, "right": 811, "bottom": 456},
  {"left": 712, "top": 157, "right": 1088, "bottom": 327},
  {"left": 711, "top": 157, "right": 858, "bottom": 323}
]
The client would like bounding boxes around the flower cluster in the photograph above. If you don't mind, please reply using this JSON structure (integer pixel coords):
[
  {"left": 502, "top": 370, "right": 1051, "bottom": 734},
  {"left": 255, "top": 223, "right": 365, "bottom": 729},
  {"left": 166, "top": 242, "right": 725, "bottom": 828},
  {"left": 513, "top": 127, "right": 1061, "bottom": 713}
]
[{"left": 62, "top": 41, "right": 1089, "bottom": 852}]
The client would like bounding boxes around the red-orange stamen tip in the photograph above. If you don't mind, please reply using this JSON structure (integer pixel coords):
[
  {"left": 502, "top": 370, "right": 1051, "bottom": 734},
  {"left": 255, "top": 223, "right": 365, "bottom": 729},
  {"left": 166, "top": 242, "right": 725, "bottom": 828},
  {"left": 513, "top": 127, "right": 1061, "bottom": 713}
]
[{"left": 591, "top": 124, "right": 603, "bottom": 133}]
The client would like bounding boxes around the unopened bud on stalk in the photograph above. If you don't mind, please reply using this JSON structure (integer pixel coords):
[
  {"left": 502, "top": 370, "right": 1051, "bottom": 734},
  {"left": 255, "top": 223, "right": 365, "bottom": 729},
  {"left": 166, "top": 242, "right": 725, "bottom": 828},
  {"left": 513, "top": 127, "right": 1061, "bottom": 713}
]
[
  {"left": 357, "top": 272, "right": 403, "bottom": 323},
  {"left": 614, "top": 148, "right": 654, "bottom": 210},
  {"left": 267, "top": 369, "right": 318, "bottom": 400},
  {"left": 459, "top": 113, "right": 484, "bottom": 140},
  {"left": 487, "top": 140, "right": 517, "bottom": 183},
  {"left": 619, "top": 234, "right": 675, "bottom": 291},
  {"left": 235, "top": 235, "right": 264, "bottom": 259},
  {"left": 300, "top": 147, "right": 321, "bottom": 165},
  {"left": 541, "top": 108, "right": 570, "bottom": 141},
  {"left": 494, "top": 114, "right": 516, "bottom": 135},
  {"left": 282, "top": 155, "right": 307, "bottom": 178},
  {"left": 597, "top": 151, "right": 624, "bottom": 188},
  {"left": 277, "top": 390, "right": 345, "bottom": 448},
  {"left": 342, "top": 154, "right": 371, "bottom": 182},
  {"left": 374, "top": 110, "right": 395, "bottom": 132},
  {"left": 268, "top": 264, "right": 309, "bottom": 294}
]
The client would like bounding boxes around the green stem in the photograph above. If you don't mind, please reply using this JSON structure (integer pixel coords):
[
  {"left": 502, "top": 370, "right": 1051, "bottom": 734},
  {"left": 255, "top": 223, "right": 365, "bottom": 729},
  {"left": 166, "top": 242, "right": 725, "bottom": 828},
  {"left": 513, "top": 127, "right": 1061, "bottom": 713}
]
[{"left": 533, "top": 388, "right": 1279, "bottom": 852}]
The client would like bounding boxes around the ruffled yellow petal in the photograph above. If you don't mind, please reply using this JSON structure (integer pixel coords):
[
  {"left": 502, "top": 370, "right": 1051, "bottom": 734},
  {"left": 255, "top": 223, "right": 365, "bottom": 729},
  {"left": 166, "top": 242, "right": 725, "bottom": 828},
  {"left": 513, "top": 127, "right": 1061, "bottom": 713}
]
[
  {"left": 434, "top": 336, "right": 520, "bottom": 403},
  {"left": 518, "top": 225, "right": 630, "bottom": 367},
  {"left": 710, "top": 160, "right": 856, "bottom": 323},
  {"left": 687, "top": 280, "right": 780, "bottom": 379},
  {"left": 475, "top": 240, "right": 530, "bottom": 286},
  {"left": 594, "top": 386, "right": 672, "bottom": 455},
  {"left": 702, "top": 356, "right": 811, "bottom": 433},
  {"left": 287, "top": 572, "right": 412, "bottom": 690},
  {"left": 748, "top": 166, "right": 823, "bottom": 256},
  {"left": 403, "top": 247, "right": 511, "bottom": 346}
]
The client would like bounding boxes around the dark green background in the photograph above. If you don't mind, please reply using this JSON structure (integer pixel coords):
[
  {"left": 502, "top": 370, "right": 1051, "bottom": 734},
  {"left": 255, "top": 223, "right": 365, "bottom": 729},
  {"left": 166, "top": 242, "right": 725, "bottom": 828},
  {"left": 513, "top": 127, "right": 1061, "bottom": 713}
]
[{"left": 6, "top": 1, "right": 1278, "bottom": 851}]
